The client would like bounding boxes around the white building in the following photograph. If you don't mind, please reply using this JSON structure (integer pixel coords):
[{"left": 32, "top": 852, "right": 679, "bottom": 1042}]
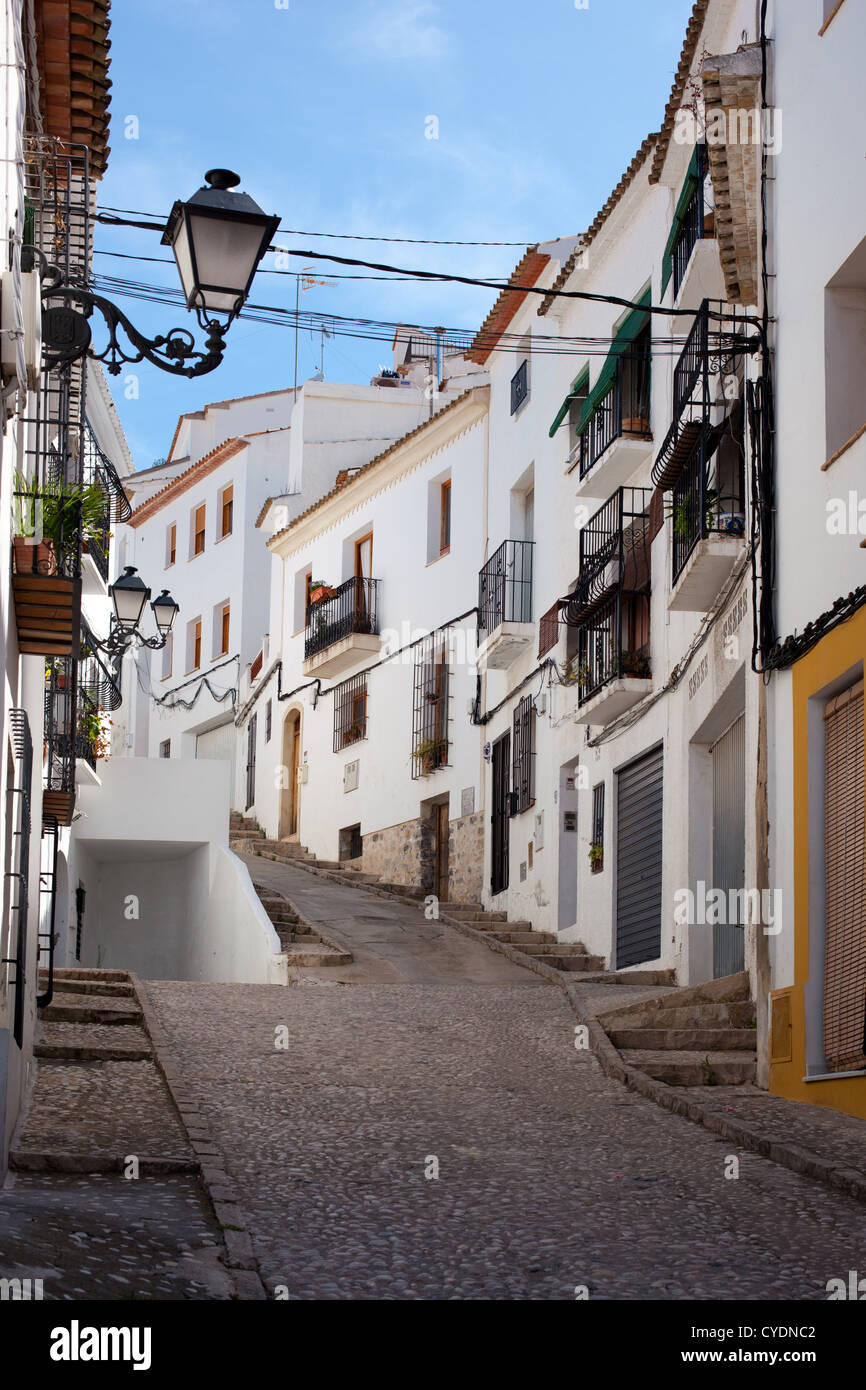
[{"left": 246, "top": 383, "right": 494, "bottom": 897}]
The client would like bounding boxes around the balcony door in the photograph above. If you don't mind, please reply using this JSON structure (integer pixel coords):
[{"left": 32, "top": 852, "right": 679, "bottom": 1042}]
[{"left": 354, "top": 532, "right": 373, "bottom": 631}]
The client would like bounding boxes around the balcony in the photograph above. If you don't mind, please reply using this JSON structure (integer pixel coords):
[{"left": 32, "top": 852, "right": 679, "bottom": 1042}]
[
  {"left": 476, "top": 539, "right": 534, "bottom": 670},
  {"left": 570, "top": 348, "right": 653, "bottom": 497},
  {"left": 564, "top": 486, "right": 653, "bottom": 726},
  {"left": 668, "top": 433, "right": 745, "bottom": 611},
  {"left": 651, "top": 301, "right": 754, "bottom": 612},
  {"left": 303, "top": 576, "right": 381, "bottom": 677},
  {"left": 43, "top": 658, "right": 78, "bottom": 824},
  {"left": 670, "top": 147, "right": 724, "bottom": 308},
  {"left": 81, "top": 420, "right": 132, "bottom": 592}
]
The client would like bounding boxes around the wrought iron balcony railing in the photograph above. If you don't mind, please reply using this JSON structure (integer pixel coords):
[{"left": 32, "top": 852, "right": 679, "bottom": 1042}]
[
  {"left": 566, "top": 486, "right": 653, "bottom": 621},
  {"left": 570, "top": 593, "right": 652, "bottom": 705},
  {"left": 670, "top": 430, "right": 746, "bottom": 586},
  {"left": 81, "top": 419, "right": 132, "bottom": 582},
  {"left": 574, "top": 351, "right": 651, "bottom": 482},
  {"left": 305, "top": 576, "right": 380, "bottom": 660},
  {"left": 478, "top": 539, "right": 534, "bottom": 632},
  {"left": 672, "top": 145, "right": 709, "bottom": 300}
]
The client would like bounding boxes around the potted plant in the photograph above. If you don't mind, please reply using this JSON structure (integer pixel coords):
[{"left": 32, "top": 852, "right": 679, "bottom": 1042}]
[
  {"left": 588, "top": 841, "right": 604, "bottom": 873},
  {"left": 577, "top": 660, "right": 594, "bottom": 690},
  {"left": 308, "top": 579, "right": 337, "bottom": 606},
  {"left": 343, "top": 722, "right": 364, "bottom": 746},
  {"left": 413, "top": 736, "right": 447, "bottom": 774},
  {"left": 621, "top": 649, "right": 650, "bottom": 679},
  {"left": 13, "top": 471, "right": 106, "bottom": 574}
]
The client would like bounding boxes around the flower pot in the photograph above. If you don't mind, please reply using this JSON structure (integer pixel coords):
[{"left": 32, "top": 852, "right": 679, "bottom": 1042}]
[
  {"left": 704, "top": 211, "right": 715, "bottom": 236},
  {"left": 309, "top": 584, "right": 337, "bottom": 606},
  {"left": 13, "top": 536, "right": 57, "bottom": 576}
]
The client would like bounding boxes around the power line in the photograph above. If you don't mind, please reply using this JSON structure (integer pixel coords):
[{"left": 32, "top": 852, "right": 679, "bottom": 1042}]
[{"left": 95, "top": 203, "right": 532, "bottom": 247}]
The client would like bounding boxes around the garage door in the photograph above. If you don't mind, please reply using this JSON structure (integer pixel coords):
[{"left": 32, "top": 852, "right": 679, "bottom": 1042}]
[
  {"left": 615, "top": 745, "right": 664, "bottom": 969},
  {"left": 195, "top": 719, "right": 237, "bottom": 796}
]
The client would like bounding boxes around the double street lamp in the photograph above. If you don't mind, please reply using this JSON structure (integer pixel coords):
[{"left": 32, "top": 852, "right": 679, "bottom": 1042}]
[
  {"left": 38, "top": 169, "right": 280, "bottom": 379},
  {"left": 89, "top": 567, "right": 180, "bottom": 659}
]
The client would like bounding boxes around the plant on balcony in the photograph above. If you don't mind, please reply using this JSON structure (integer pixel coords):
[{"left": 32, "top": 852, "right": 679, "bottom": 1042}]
[
  {"left": 77, "top": 705, "right": 111, "bottom": 761},
  {"left": 665, "top": 487, "right": 719, "bottom": 541},
  {"left": 13, "top": 470, "right": 108, "bottom": 573},
  {"left": 413, "top": 736, "right": 447, "bottom": 774},
  {"left": 561, "top": 656, "right": 579, "bottom": 686},
  {"left": 621, "top": 650, "right": 650, "bottom": 679},
  {"left": 308, "top": 580, "right": 337, "bottom": 605},
  {"left": 577, "top": 661, "right": 594, "bottom": 690},
  {"left": 343, "top": 722, "right": 364, "bottom": 746},
  {"left": 588, "top": 841, "right": 604, "bottom": 873}
]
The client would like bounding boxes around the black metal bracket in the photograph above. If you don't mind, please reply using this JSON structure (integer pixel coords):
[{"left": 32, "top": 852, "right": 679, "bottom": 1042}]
[{"left": 30, "top": 250, "right": 228, "bottom": 378}]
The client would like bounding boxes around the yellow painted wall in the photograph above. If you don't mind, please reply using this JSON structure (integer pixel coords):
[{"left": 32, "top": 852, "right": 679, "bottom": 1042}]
[{"left": 769, "top": 605, "right": 866, "bottom": 1119}]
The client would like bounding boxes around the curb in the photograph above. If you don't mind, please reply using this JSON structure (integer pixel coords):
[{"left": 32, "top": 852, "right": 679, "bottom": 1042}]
[
  {"left": 129, "top": 972, "right": 269, "bottom": 1300},
  {"left": 258, "top": 853, "right": 866, "bottom": 1208}
]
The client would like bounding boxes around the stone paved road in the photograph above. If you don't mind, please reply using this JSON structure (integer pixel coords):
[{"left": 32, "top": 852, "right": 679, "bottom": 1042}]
[{"left": 145, "top": 862, "right": 866, "bottom": 1301}]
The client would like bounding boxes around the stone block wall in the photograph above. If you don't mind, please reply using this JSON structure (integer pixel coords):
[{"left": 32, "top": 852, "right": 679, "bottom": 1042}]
[{"left": 447, "top": 811, "right": 484, "bottom": 903}]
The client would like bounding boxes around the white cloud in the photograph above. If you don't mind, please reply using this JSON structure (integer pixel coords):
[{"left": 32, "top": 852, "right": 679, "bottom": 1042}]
[{"left": 353, "top": 1, "right": 449, "bottom": 61}]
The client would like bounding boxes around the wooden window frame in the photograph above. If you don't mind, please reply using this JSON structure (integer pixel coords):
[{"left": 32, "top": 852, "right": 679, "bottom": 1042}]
[
  {"left": 219, "top": 603, "right": 230, "bottom": 656},
  {"left": 193, "top": 503, "right": 206, "bottom": 557},
  {"left": 220, "top": 484, "right": 234, "bottom": 540},
  {"left": 440, "top": 480, "right": 452, "bottom": 555},
  {"left": 166, "top": 522, "right": 176, "bottom": 568}
]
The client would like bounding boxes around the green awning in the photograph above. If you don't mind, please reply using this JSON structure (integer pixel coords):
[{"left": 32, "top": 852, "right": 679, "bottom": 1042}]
[
  {"left": 548, "top": 365, "right": 590, "bottom": 438},
  {"left": 661, "top": 144, "right": 703, "bottom": 297},
  {"left": 575, "top": 289, "right": 652, "bottom": 437}
]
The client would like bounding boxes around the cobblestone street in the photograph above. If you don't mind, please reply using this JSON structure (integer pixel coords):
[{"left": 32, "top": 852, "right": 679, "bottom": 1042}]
[{"left": 136, "top": 863, "right": 866, "bottom": 1302}]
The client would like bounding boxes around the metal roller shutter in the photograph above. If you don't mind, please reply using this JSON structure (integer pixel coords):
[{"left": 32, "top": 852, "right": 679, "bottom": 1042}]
[
  {"left": 823, "top": 681, "right": 866, "bottom": 1072},
  {"left": 615, "top": 745, "right": 664, "bottom": 968}
]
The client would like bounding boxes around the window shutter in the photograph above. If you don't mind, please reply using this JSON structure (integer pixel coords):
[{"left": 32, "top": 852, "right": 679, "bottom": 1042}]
[{"left": 823, "top": 681, "right": 866, "bottom": 1072}]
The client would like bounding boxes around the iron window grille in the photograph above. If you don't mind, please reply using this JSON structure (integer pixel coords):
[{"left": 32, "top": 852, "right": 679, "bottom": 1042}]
[
  {"left": 265, "top": 699, "right": 272, "bottom": 743},
  {"left": 510, "top": 358, "right": 529, "bottom": 415},
  {"left": 305, "top": 575, "right": 380, "bottom": 660},
  {"left": 37, "top": 816, "right": 59, "bottom": 1009},
  {"left": 245, "top": 713, "right": 257, "bottom": 810},
  {"left": 412, "top": 632, "right": 450, "bottom": 779},
  {"left": 334, "top": 673, "right": 368, "bottom": 752},
  {"left": 591, "top": 782, "right": 605, "bottom": 873},
  {"left": 512, "top": 695, "right": 536, "bottom": 815},
  {"left": 43, "top": 657, "right": 79, "bottom": 810},
  {"left": 478, "top": 539, "right": 534, "bottom": 632},
  {"left": 4, "top": 710, "right": 33, "bottom": 1046}
]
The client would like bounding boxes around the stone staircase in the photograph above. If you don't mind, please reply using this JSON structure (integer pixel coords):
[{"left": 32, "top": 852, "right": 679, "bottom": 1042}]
[
  {"left": 252, "top": 885, "right": 352, "bottom": 968},
  {"left": 596, "top": 970, "right": 757, "bottom": 1086},
  {"left": 233, "top": 826, "right": 676, "bottom": 986},
  {"left": 35, "top": 969, "right": 151, "bottom": 1062}
]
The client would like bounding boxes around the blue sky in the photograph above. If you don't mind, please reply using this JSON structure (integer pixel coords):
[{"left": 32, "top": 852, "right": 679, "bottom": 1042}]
[{"left": 95, "top": 0, "right": 695, "bottom": 466}]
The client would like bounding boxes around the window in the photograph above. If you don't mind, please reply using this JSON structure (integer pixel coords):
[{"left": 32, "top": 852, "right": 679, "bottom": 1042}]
[
  {"left": 166, "top": 523, "right": 176, "bottom": 567},
  {"left": 824, "top": 234, "right": 866, "bottom": 463},
  {"left": 339, "top": 824, "right": 363, "bottom": 862},
  {"left": 193, "top": 503, "right": 206, "bottom": 556},
  {"left": 511, "top": 358, "right": 529, "bottom": 415},
  {"left": 187, "top": 617, "right": 202, "bottom": 672},
  {"left": 334, "top": 674, "right": 368, "bottom": 752},
  {"left": 412, "top": 632, "right": 449, "bottom": 778},
  {"left": 161, "top": 632, "right": 173, "bottom": 681},
  {"left": 215, "top": 602, "right": 230, "bottom": 656},
  {"left": 511, "top": 695, "right": 536, "bottom": 814},
  {"left": 440, "top": 480, "right": 451, "bottom": 554},
  {"left": 591, "top": 783, "right": 605, "bottom": 872},
  {"left": 159, "top": 740, "right": 171, "bottom": 759},
  {"left": 220, "top": 484, "right": 233, "bottom": 539}
]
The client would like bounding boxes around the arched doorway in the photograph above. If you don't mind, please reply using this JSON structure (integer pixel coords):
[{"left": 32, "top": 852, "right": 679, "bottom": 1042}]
[{"left": 278, "top": 708, "right": 302, "bottom": 840}]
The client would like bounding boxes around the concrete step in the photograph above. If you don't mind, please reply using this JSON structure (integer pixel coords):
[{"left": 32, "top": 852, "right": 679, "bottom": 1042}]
[
  {"left": 443, "top": 904, "right": 507, "bottom": 921},
  {"left": 544, "top": 954, "right": 607, "bottom": 973},
  {"left": 602, "top": 1000, "right": 756, "bottom": 1031},
  {"left": 39, "top": 1001, "right": 143, "bottom": 1026},
  {"left": 610, "top": 1027, "right": 757, "bottom": 1052},
  {"left": 50, "top": 968, "right": 131, "bottom": 983},
  {"left": 37, "top": 976, "right": 134, "bottom": 999},
  {"left": 282, "top": 944, "right": 353, "bottom": 967},
  {"left": 566, "top": 970, "right": 677, "bottom": 987},
  {"left": 623, "top": 1049, "right": 757, "bottom": 1087},
  {"left": 34, "top": 1041, "right": 153, "bottom": 1062},
  {"left": 490, "top": 932, "right": 557, "bottom": 947}
]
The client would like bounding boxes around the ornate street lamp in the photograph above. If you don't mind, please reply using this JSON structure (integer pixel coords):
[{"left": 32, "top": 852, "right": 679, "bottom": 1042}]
[
  {"left": 88, "top": 567, "right": 178, "bottom": 659},
  {"left": 35, "top": 171, "right": 280, "bottom": 379}
]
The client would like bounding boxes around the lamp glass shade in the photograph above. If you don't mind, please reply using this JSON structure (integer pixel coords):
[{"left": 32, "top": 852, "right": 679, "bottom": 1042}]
[
  {"left": 151, "top": 589, "right": 179, "bottom": 633},
  {"left": 163, "top": 171, "right": 280, "bottom": 318},
  {"left": 110, "top": 567, "right": 151, "bottom": 629}
]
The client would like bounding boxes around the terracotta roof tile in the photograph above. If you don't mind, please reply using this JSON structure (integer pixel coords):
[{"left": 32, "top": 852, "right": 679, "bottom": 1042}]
[
  {"left": 648, "top": 0, "right": 711, "bottom": 185},
  {"left": 127, "top": 437, "right": 248, "bottom": 528},
  {"left": 465, "top": 248, "right": 551, "bottom": 364},
  {"left": 35, "top": 1, "right": 113, "bottom": 175},
  {"left": 537, "top": 133, "right": 658, "bottom": 315}
]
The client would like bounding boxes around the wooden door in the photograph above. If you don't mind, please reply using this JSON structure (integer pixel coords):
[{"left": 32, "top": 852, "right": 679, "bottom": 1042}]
[
  {"left": 434, "top": 802, "right": 449, "bottom": 903},
  {"left": 289, "top": 720, "right": 301, "bottom": 836}
]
